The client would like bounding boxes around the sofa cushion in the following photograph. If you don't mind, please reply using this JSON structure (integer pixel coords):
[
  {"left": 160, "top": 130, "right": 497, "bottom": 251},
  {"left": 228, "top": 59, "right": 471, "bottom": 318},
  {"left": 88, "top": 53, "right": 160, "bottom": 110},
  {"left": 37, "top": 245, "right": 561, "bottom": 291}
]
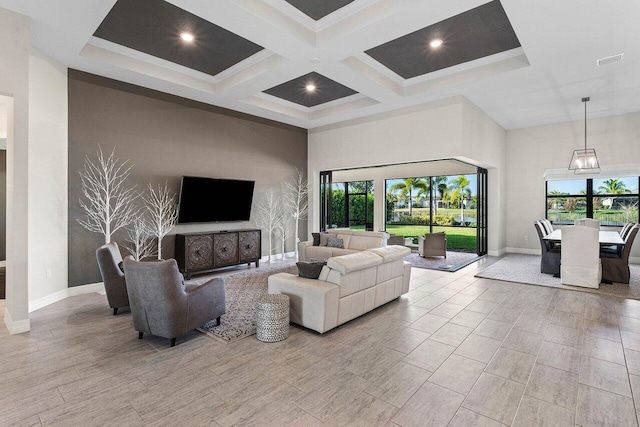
[
  {"left": 319, "top": 233, "right": 331, "bottom": 246},
  {"left": 369, "top": 245, "right": 411, "bottom": 262},
  {"left": 297, "top": 261, "right": 327, "bottom": 279},
  {"left": 312, "top": 232, "right": 321, "bottom": 246},
  {"left": 347, "top": 235, "right": 383, "bottom": 251},
  {"left": 327, "top": 237, "right": 344, "bottom": 248},
  {"left": 327, "top": 250, "right": 382, "bottom": 274},
  {"left": 336, "top": 234, "right": 351, "bottom": 248}
]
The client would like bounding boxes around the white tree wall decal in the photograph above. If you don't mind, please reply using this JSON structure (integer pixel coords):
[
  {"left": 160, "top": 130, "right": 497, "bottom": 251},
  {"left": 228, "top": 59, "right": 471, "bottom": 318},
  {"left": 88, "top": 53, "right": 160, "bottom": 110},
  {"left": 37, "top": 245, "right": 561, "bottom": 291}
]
[
  {"left": 283, "top": 168, "right": 309, "bottom": 258},
  {"left": 143, "top": 182, "right": 178, "bottom": 260},
  {"left": 77, "top": 146, "right": 139, "bottom": 244}
]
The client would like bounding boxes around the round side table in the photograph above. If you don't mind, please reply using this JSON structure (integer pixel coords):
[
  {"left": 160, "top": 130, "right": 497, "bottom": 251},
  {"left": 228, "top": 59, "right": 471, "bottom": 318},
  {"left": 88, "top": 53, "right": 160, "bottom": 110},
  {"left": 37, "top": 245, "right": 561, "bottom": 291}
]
[{"left": 256, "top": 294, "right": 290, "bottom": 342}]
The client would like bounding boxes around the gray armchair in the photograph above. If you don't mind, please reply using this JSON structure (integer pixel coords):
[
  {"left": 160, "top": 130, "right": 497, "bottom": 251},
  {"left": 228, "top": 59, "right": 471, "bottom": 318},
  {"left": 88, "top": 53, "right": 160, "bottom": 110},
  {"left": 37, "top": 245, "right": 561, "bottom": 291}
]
[
  {"left": 123, "top": 256, "right": 226, "bottom": 347},
  {"left": 418, "top": 232, "right": 447, "bottom": 258},
  {"left": 96, "top": 242, "right": 129, "bottom": 315}
]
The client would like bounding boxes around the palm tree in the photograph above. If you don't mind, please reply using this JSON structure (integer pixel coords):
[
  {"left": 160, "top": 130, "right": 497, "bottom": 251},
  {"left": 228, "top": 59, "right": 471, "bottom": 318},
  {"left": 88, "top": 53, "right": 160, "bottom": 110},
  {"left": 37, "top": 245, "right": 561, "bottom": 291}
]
[
  {"left": 389, "top": 178, "right": 429, "bottom": 217},
  {"left": 432, "top": 176, "right": 448, "bottom": 215},
  {"left": 597, "top": 178, "right": 630, "bottom": 208},
  {"left": 597, "top": 178, "right": 629, "bottom": 195},
  {"left": 448, "top": 175, "right": 471, "bottom": 224}
]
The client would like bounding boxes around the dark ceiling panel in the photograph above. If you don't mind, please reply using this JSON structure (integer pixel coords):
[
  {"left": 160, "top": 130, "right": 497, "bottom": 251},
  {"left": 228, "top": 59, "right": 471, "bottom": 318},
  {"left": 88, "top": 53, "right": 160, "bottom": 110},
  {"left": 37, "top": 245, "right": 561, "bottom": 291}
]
[
  {"left": 284, "top": 0, "right": 355, "bottom": 20},
  {"left": 264, "top": 72, "right": 358, "bottom": 108},
  {"left": 94, "top": 0, "right": 263, "bottom": 77},
  {"left": 365, "top": 0, "right": 521, "bottom": 79}
]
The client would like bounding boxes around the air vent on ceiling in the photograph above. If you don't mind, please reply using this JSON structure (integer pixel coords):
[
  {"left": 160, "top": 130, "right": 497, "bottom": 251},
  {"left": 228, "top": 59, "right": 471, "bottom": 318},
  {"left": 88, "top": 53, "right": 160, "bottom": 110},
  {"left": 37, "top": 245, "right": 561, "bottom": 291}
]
[{"left": 597, "top": 53, "right": 624, "bottom": 66}]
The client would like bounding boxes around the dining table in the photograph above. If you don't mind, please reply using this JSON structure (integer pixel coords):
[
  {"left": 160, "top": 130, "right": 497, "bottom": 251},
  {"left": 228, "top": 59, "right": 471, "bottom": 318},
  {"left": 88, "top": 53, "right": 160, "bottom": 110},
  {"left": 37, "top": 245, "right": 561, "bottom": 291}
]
[{"left": 543, "top": 229, "right": 624, "bottom": 246}]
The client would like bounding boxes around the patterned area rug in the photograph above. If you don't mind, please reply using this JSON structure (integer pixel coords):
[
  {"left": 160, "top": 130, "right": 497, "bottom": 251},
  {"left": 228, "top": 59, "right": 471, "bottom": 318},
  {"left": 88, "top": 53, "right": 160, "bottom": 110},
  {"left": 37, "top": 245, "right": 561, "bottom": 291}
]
[
  {"left": 476, "top": 253, "right": 640, "bottom": 300},
  {"left": 193, "top": 262, "right": 297, "bottom": 343},
  {"left": 405, "top": 251, "right": 481, "bottom": 272}
]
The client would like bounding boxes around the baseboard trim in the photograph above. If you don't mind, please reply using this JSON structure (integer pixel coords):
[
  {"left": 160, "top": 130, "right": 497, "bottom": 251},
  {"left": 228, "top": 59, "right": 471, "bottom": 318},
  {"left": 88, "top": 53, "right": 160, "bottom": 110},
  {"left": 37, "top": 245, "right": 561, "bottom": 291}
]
[
  {"left": 488, "top": 248, "right": 507, "bottom": 257},
  {"left": 28, "top": 282, "right": 105, "bottom": 313},
  {"left": 4, "top": 307, "right": 31, "bottom": 334},
  {"left": 631, "top": 257, "right": 640, "bottom": 265},
  {"left": 506, "top": 247, "right": 541, "bottom": 255}
]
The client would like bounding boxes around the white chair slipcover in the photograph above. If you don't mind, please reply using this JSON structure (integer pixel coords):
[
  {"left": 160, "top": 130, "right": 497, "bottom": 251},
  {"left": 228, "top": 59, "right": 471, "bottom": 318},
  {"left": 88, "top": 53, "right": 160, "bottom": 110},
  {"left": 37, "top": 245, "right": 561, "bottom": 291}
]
[
  {"left": 561, "top": 225, "right": 601, "bottom": 288},
  {"left": 574, "top": 218, "right": 600, "bottom": 229}
]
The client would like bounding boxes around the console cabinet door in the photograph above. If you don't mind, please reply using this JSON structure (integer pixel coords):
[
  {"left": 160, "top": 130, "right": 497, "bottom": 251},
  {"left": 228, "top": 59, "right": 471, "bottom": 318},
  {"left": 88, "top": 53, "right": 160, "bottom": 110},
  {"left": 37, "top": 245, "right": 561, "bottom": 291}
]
[
  {"left": 186, "top": 235, "right": 214, "bottom": 271},
  {"left": 213, "top": 232, "right": 239, "bottom": 267},
  {"left": 239, "top": 230, "right": 261, "bottom": 262}
]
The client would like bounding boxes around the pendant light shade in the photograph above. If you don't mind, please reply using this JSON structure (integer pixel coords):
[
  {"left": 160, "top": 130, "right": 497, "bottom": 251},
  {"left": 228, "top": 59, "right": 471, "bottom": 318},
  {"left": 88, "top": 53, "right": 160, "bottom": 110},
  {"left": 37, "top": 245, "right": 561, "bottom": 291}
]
[{"left": 568, "top": 97, "right": 600, "bottom": 174}]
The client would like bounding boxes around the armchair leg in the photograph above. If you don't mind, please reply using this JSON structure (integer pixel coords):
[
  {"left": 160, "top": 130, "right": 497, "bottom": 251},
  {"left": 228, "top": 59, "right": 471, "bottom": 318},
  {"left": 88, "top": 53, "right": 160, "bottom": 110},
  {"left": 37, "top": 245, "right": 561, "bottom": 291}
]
[
  {"left": 138, "top": 332, "right": 144, "bottom": 340},
  {"left": 170, "top": 338, "right": 177, "bottom": 347},
  {"left": 216, "top": 316, "right": 221, "bottom": 326},
  {"left": 113, "top": 307, "right": 118, "bottom": 315}
]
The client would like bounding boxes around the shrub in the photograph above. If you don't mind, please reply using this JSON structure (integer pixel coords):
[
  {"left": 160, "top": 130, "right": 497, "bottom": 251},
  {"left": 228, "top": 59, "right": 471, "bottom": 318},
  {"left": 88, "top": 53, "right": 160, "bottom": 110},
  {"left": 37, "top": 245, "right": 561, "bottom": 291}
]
[{"left": 433, "top": 215, "right": 454, "bottom": 226}]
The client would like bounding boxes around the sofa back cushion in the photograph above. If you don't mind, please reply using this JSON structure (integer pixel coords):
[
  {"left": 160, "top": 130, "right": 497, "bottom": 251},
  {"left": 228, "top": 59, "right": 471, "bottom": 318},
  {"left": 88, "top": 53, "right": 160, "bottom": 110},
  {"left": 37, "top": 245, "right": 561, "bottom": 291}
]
[
  {"left": 347, "top": 235, "right": 382, "bottom": 251},
  {"left": 369, "top": 245, "right": 411, "bottom": 262},
  {"left": 327, "top": 250, "right": 382, "bottom": 274}
]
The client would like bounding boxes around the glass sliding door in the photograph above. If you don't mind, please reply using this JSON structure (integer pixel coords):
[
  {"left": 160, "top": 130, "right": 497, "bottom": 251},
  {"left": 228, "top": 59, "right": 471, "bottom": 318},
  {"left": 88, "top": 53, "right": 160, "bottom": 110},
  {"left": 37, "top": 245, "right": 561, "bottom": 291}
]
[
  {"left": 319, "top": 171, "right": 332, "bottom": 231},
  {"left": 324, "top": 180, "right": 374, "bottom": 230},
  {"left": 477, "top": 167, "right": 488, "bottom": 256},
  {"left": 347, "top": 181, "right": 374, "bottom": 230}
]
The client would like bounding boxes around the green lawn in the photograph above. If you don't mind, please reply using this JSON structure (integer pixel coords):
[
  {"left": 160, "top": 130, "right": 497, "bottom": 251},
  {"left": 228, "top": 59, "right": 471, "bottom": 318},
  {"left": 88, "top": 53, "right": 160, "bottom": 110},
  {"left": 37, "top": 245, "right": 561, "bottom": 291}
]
[{"left": 385, "top": 224, "right": 477, "bottom": 252}]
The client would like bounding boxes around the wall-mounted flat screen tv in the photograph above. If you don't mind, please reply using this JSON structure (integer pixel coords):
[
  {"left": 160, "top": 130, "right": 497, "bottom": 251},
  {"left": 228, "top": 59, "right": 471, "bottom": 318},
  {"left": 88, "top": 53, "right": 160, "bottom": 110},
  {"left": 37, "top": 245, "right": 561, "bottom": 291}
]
[{"left": 177, "top": 176, "right": 255, "bottom": 223}]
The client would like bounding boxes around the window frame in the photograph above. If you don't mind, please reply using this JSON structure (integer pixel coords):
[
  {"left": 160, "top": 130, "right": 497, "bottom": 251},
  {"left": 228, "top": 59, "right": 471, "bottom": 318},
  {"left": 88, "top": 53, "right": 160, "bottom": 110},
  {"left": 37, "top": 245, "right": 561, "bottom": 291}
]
[{"left": 545, "top": 177, "right": 640, "bottom": 226}]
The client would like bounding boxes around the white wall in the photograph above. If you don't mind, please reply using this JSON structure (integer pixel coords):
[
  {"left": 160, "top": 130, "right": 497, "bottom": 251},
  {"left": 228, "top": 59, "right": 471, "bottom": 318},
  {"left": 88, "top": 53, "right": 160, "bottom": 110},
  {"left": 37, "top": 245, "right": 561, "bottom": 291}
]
[
  {"left": 308, "top": 96, "right": 507, "bottom": 255},
  {"left": 506, "top": 111, "right": 640, "bottom": 259},
  {"left": 0, "top": 8, "right": 30, "bottom": 333},
  {"left": 28, "top": 48, "right": 68, "bottom": 303}
]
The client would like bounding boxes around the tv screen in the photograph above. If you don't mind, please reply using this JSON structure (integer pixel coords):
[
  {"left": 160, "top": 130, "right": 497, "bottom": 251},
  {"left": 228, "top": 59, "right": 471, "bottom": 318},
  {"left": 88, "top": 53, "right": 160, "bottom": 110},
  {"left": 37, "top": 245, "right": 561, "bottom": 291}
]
[{"left": 177, "top": 176, "right": 255, "bottom": 223}]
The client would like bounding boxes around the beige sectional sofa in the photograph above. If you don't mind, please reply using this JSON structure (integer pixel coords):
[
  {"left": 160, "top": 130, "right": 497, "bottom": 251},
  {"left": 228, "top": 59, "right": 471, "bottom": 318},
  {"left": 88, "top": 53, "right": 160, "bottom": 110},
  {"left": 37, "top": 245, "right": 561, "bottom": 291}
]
[
  {"left": 268, "top": 245, "right": 411, "bottom": 333},
  {"left": 298, "top": 229, "right": 389, "bottom": 261}
]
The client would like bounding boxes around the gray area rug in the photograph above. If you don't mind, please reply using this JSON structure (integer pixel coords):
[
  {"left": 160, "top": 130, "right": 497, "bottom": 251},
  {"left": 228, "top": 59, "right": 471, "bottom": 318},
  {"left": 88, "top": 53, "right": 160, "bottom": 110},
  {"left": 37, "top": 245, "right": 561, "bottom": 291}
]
[
  {"left": 192, "top": 262, "right": 297, "bottom": 343},
  {"left": 476, "top": 253, "right": 640, "bottom": 300},
  {"left": 405, "top": 251, "right": 480, "bottom": 272}
]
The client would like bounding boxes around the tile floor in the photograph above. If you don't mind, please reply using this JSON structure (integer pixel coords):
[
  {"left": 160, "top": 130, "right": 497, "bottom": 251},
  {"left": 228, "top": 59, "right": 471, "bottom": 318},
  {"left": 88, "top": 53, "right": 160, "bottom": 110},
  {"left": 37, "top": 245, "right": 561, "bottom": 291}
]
[{"left": 1, "top": 259, "right": 640, "bottom": 426}]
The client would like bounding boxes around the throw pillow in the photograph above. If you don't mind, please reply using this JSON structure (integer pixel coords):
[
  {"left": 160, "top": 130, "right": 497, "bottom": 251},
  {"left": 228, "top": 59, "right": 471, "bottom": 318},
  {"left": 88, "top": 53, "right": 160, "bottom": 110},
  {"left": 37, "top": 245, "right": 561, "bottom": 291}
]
[
  {"left": 297, "top": 261, "right": 327, "bottom": 279},
  {"left": 326, "top": 237, "right": 344, "bottom": 248},
  {"left": 319, "top": 233, "right": 331, "bottom": 246},
  {"left": 312, "top": 232, "right": 321, "bottom": 246}
]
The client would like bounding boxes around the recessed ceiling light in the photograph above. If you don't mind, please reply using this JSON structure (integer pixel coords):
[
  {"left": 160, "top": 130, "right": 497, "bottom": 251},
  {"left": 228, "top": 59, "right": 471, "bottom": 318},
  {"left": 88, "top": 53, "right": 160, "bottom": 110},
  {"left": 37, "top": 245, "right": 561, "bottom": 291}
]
[
  {"left": 180, "top": 32, "right": 195, "bottom": 42},
  {"left": 306, "top": 84, "right": 316, "bottom": 92},
  {"left": 429, "top": 39, "right": 443, "bottom": 48}
]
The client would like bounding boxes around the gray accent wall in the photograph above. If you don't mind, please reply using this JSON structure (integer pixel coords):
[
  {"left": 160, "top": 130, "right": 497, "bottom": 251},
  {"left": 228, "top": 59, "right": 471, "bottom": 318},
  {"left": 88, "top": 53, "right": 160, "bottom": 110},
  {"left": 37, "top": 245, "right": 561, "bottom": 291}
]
[{"left": 68, "top": 70, "right": 307, "bottom": 287}]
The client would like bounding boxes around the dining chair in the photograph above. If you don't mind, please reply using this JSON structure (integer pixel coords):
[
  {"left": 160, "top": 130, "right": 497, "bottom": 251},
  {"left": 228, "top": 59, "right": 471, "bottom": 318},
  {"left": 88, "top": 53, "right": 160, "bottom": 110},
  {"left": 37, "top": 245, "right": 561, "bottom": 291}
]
[
  {"left": 534, "top": 221, "right": 560, "bottom": 275},
  {"left": 621, "top": 222, "right": 636, "bottom": 239},
  {"left": 561, "top": 226, "right": 601, "bottom": 288},
  {"left": 540, "top": 219, "right": 554, "bottom": 235},
  {"left": 601, "top": 225, "right": 639, "bottom": 284}
]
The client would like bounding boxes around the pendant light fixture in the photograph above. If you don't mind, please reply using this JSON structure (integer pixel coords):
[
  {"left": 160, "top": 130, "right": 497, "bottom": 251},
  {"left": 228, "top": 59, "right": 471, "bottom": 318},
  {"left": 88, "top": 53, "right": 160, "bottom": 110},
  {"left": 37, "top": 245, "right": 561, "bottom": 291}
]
[{"left": 568, "top": 97, "right": 600, "bottom": 173}]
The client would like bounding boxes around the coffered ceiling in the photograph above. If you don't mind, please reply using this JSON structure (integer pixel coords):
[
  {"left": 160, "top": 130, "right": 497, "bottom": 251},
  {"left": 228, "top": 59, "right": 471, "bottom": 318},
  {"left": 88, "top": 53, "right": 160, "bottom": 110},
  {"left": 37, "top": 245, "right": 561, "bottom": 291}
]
[{"left": 1, "top": 0, "right": 638, "bottom": 130}]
